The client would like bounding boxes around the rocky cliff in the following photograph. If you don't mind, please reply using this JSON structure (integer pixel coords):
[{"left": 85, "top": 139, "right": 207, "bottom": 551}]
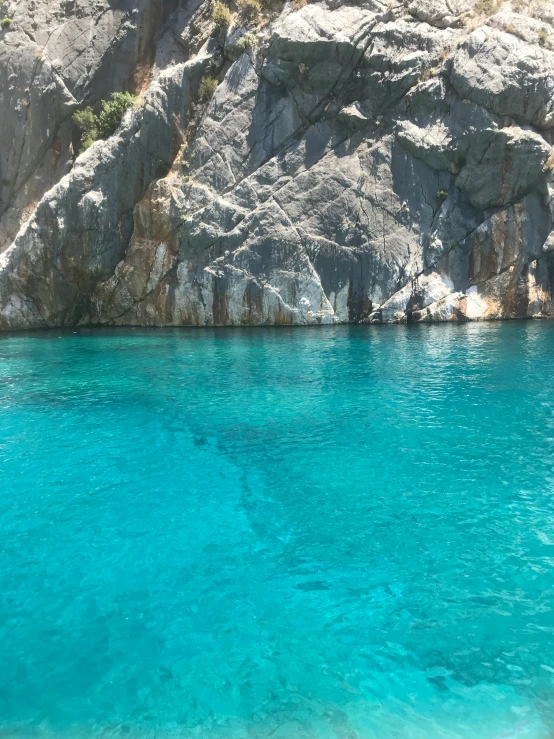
[{"left": 1, "top": 0, "right": 554, "bottom": 327}]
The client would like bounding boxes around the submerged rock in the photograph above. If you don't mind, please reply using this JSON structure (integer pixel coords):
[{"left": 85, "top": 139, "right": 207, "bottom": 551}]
[{"left": 2, "top": 0, "right": 554, "bottom": 328}]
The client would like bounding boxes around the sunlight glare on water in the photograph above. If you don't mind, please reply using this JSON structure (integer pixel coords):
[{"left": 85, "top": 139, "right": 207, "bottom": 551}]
[{"left": 0, "top": 323, "right": 554, "bottom": 738}]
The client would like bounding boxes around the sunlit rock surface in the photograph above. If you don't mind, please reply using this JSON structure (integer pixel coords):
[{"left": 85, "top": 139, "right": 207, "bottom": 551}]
[{"left": 2, "top": 0, "right": 554, "bottom": 328}]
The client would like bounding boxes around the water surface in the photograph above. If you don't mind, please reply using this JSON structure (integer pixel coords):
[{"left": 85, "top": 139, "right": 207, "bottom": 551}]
[{"left": 1, "top": 323, "right": 554, "bottom": 738}]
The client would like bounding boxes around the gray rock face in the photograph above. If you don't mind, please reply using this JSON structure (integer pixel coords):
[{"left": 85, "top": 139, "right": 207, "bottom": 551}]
[
  {"left": 2, "top": 0, "right": 554, "bottom": 328},
  {"left": 0, "top": 0, "right": 164, "bottom": 250}
]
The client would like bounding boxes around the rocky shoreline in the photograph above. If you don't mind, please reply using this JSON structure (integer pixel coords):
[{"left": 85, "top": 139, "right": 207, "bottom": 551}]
[{"left": 1, "top": 0, "right": 554, "bottom": 328}]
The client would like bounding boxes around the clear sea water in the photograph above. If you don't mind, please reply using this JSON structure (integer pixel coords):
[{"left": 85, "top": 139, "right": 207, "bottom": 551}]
[{"left": 1, "top": 323, "right": 554, "bottom": 739}]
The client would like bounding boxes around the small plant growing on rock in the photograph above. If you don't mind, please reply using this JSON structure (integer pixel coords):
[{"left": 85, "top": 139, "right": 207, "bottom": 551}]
[
  {"left": 1, "top": 17, "right": 12, "bottom": 27},
  {"left": 237, "top": 0, "right": 261, "bottom": 22},
  {"left": 211, "top": 0, "right": 233, "bottom": 27},
  {"left": 238, "top": 31, "right": 259, "bottom": 53},
  {"left": 538, "top": 28, "right": 549, "bottom": 45},
  {"left": 73, "top": 106, "right": 98, "bottom": 150},
  {"left": 96, "top": 92, "right": 136, "bottom": 139},
  {"left": 437, "top": 190, "right": 448, "bottom": 201},
  {"left": 198, "top": 75, "right": 219, "bottom": 104},
  {"left": 73, "top": 91, "right": 136, "bottom": 151},
  {"left": 293, "top": 0, "right": 306, "bottom": 8}
]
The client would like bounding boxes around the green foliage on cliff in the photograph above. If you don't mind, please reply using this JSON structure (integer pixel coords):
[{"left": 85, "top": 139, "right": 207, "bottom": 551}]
[
  {"left": 237, "top": 31, "right": 259, "bottom": 53},
  {"left": 96, "top": 92, "right": 137, "bottom": 138},
  {"left": 211, "top": 0, "right": 233, "bottom": 27},
  {"left": 198, "top": 76, "right": 219, "bottom": 104},
  {"left": 73, "top": 92, "right": 137, "bottom": 151},
  {"left": 72, "top": 107, "right": 97, "bottom": 150}
]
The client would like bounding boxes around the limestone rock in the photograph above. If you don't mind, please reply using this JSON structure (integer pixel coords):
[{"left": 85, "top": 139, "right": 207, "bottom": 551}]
[
  {"left": 2, "top": 0, "right": 554, "bottom": 328},
  {"left": 450, "top": 28, "right": 554, "bottom": 129},
  {"left": 0, "top": 50, "right": 213, "bottom": 329},
  {"left": 456, "top": 127, "right": 551, "bottom": 210},
  {"left": 338, "top": 103, "right": 370, "bottom": 131},
  {"left": 407, "top": 0, "right": 472, "bottom": 29},
  {"left": 0, "top": 0, "right": 165, "bottom": 250}
]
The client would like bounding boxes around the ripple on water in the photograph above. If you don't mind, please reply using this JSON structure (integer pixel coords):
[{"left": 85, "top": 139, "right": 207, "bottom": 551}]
[{"left": 0, "top": 323, "right": 553, "bottom": 738}]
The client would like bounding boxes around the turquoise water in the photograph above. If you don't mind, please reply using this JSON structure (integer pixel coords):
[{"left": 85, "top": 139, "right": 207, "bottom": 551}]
[{"left": 1, "top": 323, "right": 554, "bottom": 738}]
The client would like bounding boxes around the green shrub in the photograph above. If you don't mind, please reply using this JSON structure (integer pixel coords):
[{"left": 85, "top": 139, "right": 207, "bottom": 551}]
[
  {"left": 437, "top": 190, "right": 448, "bottom": 201},
  {"left": 72, "top": 92, "right": 136, "bottom": 151},
  {"left": 1, "top": 17, "right": 12, "bottom": 27},
  {"left": 237, "top": 31, "right": 258, "bottom": 53},
  {"left": 198, "top": 75, "right": 219, "bottom": 103},
  {"left": 73, "top": 107, "right": 96, "bottom": 134},
  {"left": 96, "top": 92, "right": 136, "bottom": 139},
  {"left": 212, "top": 0, "right": 233, "bottom": 27},
  {"left": 73, "top": 107, "right": 98, "bottom": 150}
]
